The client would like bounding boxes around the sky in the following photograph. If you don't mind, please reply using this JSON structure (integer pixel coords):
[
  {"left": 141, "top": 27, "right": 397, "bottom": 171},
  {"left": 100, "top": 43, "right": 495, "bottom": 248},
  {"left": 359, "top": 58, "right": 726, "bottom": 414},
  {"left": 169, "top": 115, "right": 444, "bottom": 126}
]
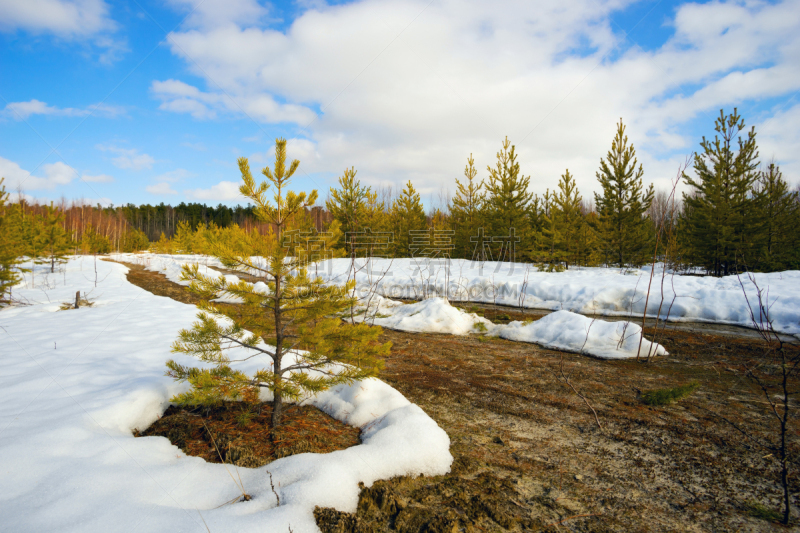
[{"left": 1, "top": 0, "right": 799, "bottom": 209}]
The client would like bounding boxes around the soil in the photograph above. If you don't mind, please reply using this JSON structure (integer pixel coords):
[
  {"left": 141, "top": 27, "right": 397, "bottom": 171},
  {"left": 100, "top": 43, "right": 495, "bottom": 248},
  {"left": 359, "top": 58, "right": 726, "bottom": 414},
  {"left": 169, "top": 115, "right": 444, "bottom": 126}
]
[
  {"left": 111, "top": 259, "right": 799, "bottom": 532},
  {"left": 136, "top": 402, "right": 361, "bottom": 467}
]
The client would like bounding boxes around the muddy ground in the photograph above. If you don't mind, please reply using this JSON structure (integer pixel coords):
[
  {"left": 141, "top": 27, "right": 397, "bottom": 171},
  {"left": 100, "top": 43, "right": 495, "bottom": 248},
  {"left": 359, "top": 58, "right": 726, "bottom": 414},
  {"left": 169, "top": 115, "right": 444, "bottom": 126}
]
[{"left": 113, "top": 260, "right": 799, "bottom": 532}]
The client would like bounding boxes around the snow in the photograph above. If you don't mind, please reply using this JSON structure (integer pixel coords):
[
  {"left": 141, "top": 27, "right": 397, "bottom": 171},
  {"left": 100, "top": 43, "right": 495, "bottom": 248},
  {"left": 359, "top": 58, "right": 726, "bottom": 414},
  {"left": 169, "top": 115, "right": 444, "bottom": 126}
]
[
  {"left": 499, "top": 310, "right": 667, "bottom": 359},
  {"left": 309, "top": 257, "right": 800, "bottom": 336},
  {"left": 0, "top": 257, "right": 452, "bottom": 533}
]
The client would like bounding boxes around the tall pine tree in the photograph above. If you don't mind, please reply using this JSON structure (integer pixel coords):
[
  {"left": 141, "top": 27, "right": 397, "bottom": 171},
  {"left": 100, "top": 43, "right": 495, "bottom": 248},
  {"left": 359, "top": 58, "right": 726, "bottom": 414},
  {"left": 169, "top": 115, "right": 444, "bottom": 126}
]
[
  {"left": 167, "top": 138, "right": 389, "bottom": 430},
  {"left": 594, "top": 119, "right": 654, "bottom": 267},
  {"left": 544, "top": 170, "right": 586, "bottom": 268},
  {"left": 682, "top": 108, "right": 760, "bottom": 276}
]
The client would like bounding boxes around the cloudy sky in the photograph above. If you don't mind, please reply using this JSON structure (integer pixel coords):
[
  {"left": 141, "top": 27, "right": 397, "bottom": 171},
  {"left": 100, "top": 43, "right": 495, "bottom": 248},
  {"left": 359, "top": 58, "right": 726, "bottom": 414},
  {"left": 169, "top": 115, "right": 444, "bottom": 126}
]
[{"left": 1, "top": 0, "right": 799, "bottom": 208}]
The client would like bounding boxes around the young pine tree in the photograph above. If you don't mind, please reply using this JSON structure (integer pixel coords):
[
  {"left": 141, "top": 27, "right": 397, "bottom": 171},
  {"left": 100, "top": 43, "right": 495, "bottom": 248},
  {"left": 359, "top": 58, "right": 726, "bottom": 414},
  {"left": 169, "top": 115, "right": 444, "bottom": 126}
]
[
  {"left": 35, "top": 203, "right": 71, "bottom": 273},
  {"left": 0, "top": 178, "right": 24, "bottom": 306},
  {"left": 753, "top": 163, "right": 799, "bottom": 270},
  {"left": 450, "top": 154, "right": 485, "bottom": 259},
  {"left": 485, "top": 137, "right": 534, "bottom": 259},
  {"left": 594, "top": 119, "right": 654, "bottom": 267},
  {"left": 391, "top": 181, "right": 427, "bottom": 257},
  {"left": 326, "top": 167, "right": 371, "bottom": 255},
  {"left": 682, "top": 109, "right": 760, "bottom": 276},
  {"left": 167, "top": 138, "right": 389, "bottom": 430},
  {"left": 544, "top": 170, "right": 585, "bottom": 268}
]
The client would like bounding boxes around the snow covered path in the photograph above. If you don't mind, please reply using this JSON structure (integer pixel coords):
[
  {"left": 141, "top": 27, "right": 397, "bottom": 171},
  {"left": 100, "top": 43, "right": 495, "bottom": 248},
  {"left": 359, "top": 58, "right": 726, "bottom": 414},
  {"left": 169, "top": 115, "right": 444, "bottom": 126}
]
[{"left": 0, "top": 258, "right": 451, "bottom": 533}]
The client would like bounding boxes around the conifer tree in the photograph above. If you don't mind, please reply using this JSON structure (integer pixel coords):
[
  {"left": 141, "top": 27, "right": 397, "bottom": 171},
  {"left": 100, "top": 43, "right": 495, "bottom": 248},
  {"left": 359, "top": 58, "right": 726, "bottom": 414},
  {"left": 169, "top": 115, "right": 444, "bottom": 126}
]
[
  {"left": 450, "top": 154, "right": 485, "bottom": 259},
  {"left": 682, "top": 109, "right": 760, "bottom": 276},
  {"left": 543, "top": 170, "right": 585, "bottom": 268},
  {"left": 326, "top": 167, "right": 371, "bottom": 255},
  {"left": 167, "top": 138, "right": 389, "bottom": 430},
  {"left": 754, "top": 163, "right": 799, "bottom": 270},
  {"left": 485, "top": 137, "right": 534, "bottom": 256},
  {"left": 35, "top": 203, "right": 71, "bottom": 273},
  {"left": 0, "top": 178, "right": 24, "bottom": 306},
  {"left": 391, "top": 181, "right": 427, "bottom": 257},
  {"left": 594, "top": 119, "right": 654, "bottom": 267}
]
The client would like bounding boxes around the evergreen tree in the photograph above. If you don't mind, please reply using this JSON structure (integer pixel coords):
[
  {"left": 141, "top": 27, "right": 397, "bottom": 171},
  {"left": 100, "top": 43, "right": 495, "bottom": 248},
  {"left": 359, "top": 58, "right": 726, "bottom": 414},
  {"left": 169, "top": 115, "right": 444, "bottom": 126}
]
[
  {"left": 594, "top": 119, "right": 654, "bottom": 267},
  {"left": 543, "top": 170, "right": 586, "bottom": 268},
  {"left": 326, "top": 167, "right": 371, "bottom": 255},
  {"left": 682, "top": 109, "right": 760, "bottom": 276},
  {"left": 754, "top": 163, "right": 799, "bottom": 270},
  {"left": 0, "top": 178, "right": 24, "bottom": 306},
  {"left": 391, "top": 181, "right": 427, "bottom": 257},
  {"left": 450, "top": 154, "right": 485, "bottom": 259},
  {"left": 167, "top": 138, "right": 389, "bottom": 430},
  {"left": 35, "top": 203, "right": 71, "bottom": 273},
  {"left": 485, "top": 137, "right": 534, "bottom": 257}
]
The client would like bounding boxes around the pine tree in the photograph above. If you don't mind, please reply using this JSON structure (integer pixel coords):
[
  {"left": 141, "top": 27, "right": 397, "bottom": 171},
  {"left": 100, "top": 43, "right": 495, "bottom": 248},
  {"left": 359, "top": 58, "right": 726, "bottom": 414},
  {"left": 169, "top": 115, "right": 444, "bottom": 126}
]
[
  {"left": 391, "top": 181, "right": 427, "bottom": 257},
  {"left": 753, "top": 163, "right": 799, "bottom": 270},
  {"left": 450, "top": 154, "right": 485, "bottom": 259},
  {"left": 326, "top": 167, "right": 371, "bottom": 255},
  {"left": 544, "top": 170, "right": 585, "bottom": 268},
  {"left": 0, "top": 178, "right": 24, "bottom": 306},
  {"left": 682, "top": 109, "right": 760, "bottom": 276},
  {"left": 485, "top": 137, "right": 534, "bottom": 258},
  {"left": 35, "top": 203, "right": 71, "bottom": 273},
  {"left": 594, "top": 119, "right": 654, "bottom": 267},
  {"left": 167, "top": 138, "right": 389, "bottom": 430}
]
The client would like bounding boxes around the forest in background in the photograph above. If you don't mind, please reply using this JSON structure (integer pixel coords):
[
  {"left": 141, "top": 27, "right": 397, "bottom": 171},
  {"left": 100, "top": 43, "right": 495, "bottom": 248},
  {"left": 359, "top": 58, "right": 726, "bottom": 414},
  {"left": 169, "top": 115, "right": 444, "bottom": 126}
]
[{"left": 2, "top": 109, "right": 799, "bottom": 306}]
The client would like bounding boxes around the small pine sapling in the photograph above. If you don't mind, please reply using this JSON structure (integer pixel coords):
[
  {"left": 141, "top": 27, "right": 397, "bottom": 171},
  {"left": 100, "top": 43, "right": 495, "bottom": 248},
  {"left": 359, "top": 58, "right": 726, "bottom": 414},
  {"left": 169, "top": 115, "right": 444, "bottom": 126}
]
[
  {"left": 35, "top": 202, "right": 71, "bottom": 273},
  {"left": 167, "top": 138, "right": 390, "bottom": 431},
  {"left": 0, "top": 178, "right": 25, "bottom": 306}
]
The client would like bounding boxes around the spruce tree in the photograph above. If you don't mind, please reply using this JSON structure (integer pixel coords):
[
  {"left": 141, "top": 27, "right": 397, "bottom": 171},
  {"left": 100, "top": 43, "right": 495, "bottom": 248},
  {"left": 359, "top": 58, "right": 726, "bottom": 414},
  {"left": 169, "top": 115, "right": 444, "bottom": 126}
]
[
  {"left": 754, "top": 163, "right": 799, "bottom": 270},
  {"left": 167, "top": 138, "right": 389, "bottom": 430},
  {"left": 391, "top": 181, "right": 427, "bottom": 257},
  {"left": 485, "top": 137, "right": 534, "bottom": 257},
  {"left": 594, "top": 119, "right": 654, "bottom": 267},
  {"left": 35, "top": 203, "right": 71, "bottom": 273},
  {"left": 682, "top": 109, "right": 760, "bottom": 276},
  {"left": 450, "top": 154, "right": 485, "bottom": 259},
  {"left": 0, "top": 178, "right": 24, "bottom": 306}
]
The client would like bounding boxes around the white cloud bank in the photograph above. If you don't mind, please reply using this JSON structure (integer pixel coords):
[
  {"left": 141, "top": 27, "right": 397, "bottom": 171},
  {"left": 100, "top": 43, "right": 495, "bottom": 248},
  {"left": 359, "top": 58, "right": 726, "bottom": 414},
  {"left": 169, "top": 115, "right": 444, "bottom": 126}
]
[
  {"left": 0, "top": 155, "right": 113, "bottom": 191},
  {"left": 155, "top": 0, "right": 800, "bottom": 196},
  {"left": 3, "top": 99, "right": 125, "bottom": 120},
  {"left": 96, "top": 144, "right": 155, "bottom": 171},
  {"left": 184, "top": 180, "right": 242, "bottom": 201}
]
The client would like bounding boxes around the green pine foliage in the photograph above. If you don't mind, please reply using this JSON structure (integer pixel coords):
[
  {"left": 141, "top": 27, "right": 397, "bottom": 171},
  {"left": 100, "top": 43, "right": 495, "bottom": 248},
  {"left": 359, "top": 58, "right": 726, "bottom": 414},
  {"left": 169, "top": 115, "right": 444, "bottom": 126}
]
[
  {"left": 682, "top": 108, "right": 760, "bottom": 276},
  {"left": 594, "top": 119, "right": 654, "bottom": 267},
  {"left": 450, "top": 154, "right": 485, "bottom": 259},
  {"left": 326, "top": 167, "right": 374, "bottom": 255},
  {"left": 753, "top": 163, "right": 799, "bottom": 271},
  {"left": 0, "top": 178, "right": 25, "bottom": 306},
  {"left": 35, "top": 203, "right": 72, "bottom": 273},
  {"left": 485, "top": 137, "right": 534, "bottom": 259},
  {"left": 542, "top": 170, "right": 590, "bottom": 268},
  {"left": 167, "top": 138, "right": 390, "bottom": 430},
  {"left": 642, "top": 381, "right": 700, "bottom": 406},
  {"left": 391, "top": 181, "right": 427, "bottom": 257}
]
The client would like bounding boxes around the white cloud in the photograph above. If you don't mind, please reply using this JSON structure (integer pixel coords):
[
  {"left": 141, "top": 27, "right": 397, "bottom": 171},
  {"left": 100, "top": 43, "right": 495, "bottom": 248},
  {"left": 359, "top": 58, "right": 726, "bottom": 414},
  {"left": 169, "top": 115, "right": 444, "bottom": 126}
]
[
  {"left": 0, "top": 0, "right": 125, "bottom": 61},
  {"left": 154, "top": 168, "right": 193, "bottom": 183},
  {"left": 184, "top": 180, "right": 242, "bottom": 201},
  {"left": 146, "top": 182, "right": 178, "bottom": 195},
  {"left": 0, "top": 0, "right": 114, "bottom": 37},
  {"left": 3, "top": 99, "right": 125, "bottom": 120},
  {"left": 81, "top": 173, "right": 114, "bottom": 183},
  {"left": 96, "top": 144, "right": 155, "bottom": 171},
  {"left": 0, "top": 157, "right": 77, "bottom": 190},
  {"left": 181, "top": 141, "right": 207, "bottom": 151},
  {"left": 158, "top": 0, "right": 800, "bottom": 196},
  {"left": 759, "top": 103, "right": 800, "bottom": 187}
]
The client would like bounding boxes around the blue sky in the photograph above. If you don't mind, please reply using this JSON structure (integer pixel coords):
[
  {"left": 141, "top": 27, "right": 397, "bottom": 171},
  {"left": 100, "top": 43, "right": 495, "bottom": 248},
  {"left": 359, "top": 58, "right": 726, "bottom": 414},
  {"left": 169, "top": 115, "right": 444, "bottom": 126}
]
[{"left": 1, "top": 0, "right": 799, "bottom": 209}]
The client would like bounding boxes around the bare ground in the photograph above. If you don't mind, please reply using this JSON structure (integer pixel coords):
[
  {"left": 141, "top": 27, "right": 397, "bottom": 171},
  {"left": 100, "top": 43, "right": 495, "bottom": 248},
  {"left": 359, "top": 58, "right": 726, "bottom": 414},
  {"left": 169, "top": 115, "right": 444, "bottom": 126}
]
[{"left": 111, "top": 260, "right": 799, "bottom": 532}]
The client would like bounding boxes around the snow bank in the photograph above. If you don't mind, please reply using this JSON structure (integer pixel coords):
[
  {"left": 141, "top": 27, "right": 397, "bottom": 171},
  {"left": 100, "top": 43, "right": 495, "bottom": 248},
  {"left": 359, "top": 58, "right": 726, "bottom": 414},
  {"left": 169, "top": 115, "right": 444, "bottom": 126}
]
[
  {"left": 0, "top": 257, "right": 452, "bottom": 533},
  {"left": 357, "top": 295, "right": 493, "bottom": 335},
  {"left": 499, "top": 310, "right": 667, "bottom": 359},
  {"left": 309, "top": 257, "right": 800, "bottom": 336}
]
